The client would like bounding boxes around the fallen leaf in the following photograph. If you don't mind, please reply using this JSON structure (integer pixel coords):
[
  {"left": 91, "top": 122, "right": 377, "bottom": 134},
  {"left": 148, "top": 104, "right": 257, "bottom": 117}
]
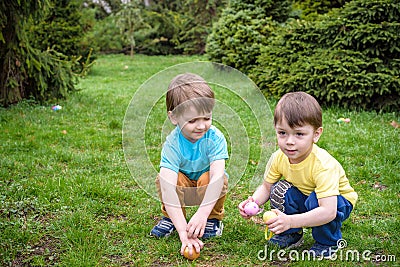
[
  {"left": 390, "top": 120, "right": 399, "bottom": 128},
  {"left": 372, "top": 181, "right": 387, "bottom": 190}
]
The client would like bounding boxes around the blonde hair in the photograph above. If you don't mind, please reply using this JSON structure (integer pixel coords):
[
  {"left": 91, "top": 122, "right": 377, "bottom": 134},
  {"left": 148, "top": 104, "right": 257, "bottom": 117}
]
[
  {"left": 274, "top": 92, "right": 322, "bottom": 130},
  {"left": 166, "top": 73, "right": 215, "bottom": 115}
]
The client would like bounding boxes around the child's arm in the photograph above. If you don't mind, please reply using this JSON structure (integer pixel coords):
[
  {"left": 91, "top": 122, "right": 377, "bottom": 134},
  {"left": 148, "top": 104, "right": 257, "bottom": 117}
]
[
  {"left": 238, "top": 180, "right": 273, "bottom": 219},
  {"left": 186, "top": 159, "right": 225, "bottom": 238},
  {"left": 159, "top": 167, "right": 204, "bottom": 254},
  {"left": 267, "top": 196, "right": 337, "bottom": 234},
  {"left": 252, "top": 180, "right": 273, "bottom": 206}
]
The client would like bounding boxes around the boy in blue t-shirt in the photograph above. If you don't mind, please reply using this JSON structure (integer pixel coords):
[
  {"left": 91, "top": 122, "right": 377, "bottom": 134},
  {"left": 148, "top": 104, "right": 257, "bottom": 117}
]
[{"left": 150, "top": 73, "right": 229, "bottom": 257}]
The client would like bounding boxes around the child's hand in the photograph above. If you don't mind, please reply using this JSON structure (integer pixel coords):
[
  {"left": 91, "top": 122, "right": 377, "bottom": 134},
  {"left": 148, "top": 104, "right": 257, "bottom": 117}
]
[
  {"left": 179, "top": 234, "right": 204, "bottom": 256},
  {"left": 186, "top": 212, "right": 207, "bottom": 238},
  {"left": 264, "top": 209, "right": 291, "bottom": 234},
  {"left": 238, "top": 196, "right": 255, "bottom": 219}
]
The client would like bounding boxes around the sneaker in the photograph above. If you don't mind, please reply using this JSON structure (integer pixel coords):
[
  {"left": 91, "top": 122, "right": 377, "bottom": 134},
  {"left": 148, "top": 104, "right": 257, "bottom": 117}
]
[
  {"left": 202, "top": 219, "right": 223, "bottom": 238},
  {"left": 267, "top": 230, "right": 303, "bottom": 248},
  {"left": 309, "top": 242, "right": 338, "bottom": 259},
  {"left": 150, "top": 217, "right": 175, "bottom": 238}
]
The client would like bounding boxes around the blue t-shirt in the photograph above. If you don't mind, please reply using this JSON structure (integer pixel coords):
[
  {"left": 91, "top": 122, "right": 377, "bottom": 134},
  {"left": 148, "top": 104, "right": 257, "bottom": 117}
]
[{"left": 160, "top": 125, "right": 229, "bottom": 181}]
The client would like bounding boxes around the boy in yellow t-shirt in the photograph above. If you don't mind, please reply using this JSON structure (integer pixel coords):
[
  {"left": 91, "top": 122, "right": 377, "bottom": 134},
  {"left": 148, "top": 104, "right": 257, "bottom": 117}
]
[{"left": 238, "top": 92, "right": 357, "bottom": 259}]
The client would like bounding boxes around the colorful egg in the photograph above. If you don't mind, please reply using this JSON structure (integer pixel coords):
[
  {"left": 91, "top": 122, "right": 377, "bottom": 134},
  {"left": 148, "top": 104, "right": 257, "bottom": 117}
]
[
  {"left": 183, "top": 247, "right": 200, "bottom": 260},
  {"left": 263, "top": 210, "right": 277, "bottom": 223},
  {"left": 244, "top": 201, "right": 260, "bottom": 216}
]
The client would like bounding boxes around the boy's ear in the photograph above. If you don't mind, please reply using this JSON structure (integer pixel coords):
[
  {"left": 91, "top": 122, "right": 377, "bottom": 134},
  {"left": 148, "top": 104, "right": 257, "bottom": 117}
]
[
  {"left": 167, "top": 111, "right": 178, "bottom": 125},
  {"left": 313, "top": 127, "right": 323, "bottom": 143}
]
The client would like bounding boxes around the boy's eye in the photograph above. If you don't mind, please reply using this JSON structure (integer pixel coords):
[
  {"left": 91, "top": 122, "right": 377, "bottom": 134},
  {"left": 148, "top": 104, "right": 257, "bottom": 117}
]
[
  {"left": 188, "top": 117, "right": 210, "bottom": 123},
  {"left": 278, "top": 131, "right": 286, "bottom": 135},
  {"left": 296, "top": 132, "right": 304, "bottom": 136}
]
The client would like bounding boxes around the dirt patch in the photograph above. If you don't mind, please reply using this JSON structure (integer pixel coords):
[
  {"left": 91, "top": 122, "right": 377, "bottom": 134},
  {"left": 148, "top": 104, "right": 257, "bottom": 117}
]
[{"left": 11, "top": 234, "right": 62, "bottom": 267}]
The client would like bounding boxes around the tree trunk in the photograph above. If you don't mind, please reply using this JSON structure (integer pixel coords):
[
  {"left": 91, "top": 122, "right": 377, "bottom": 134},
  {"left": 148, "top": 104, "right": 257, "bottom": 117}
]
[{"left": 143, "top": 0, "right": 151, "bottom": 7}]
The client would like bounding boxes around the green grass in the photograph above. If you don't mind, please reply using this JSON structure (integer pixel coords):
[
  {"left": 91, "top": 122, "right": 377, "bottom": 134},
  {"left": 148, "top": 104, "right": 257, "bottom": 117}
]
[{"left": 1, "top": 54, "right": 399, "bottom": 266}]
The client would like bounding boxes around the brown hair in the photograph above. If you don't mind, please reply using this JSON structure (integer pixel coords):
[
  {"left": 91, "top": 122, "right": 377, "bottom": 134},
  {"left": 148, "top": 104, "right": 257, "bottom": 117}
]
[
  {"left": 274, "top": 92, "right": 322, "bottom": 130},
  {"left": 166, "top": 73, "right": 215, "bottom": 115}
]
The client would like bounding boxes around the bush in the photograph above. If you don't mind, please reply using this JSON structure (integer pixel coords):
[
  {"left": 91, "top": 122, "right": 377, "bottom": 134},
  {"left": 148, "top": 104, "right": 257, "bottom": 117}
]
[
  {"left": 207, "top": 10, "right": 277, "bottom": 73},
  {"left": 82, "top": 15, "right": 125, "bottom": 54},
  {"left": 134, "top": 0, "right": 227, "bottom": 55},
  {"left": 206, "top": 0, "right": 292, "bottom": 73},
  {"left": 293, "top": 0, "right": 350, "bottom": 19},
  {"left": 134, "top": 9, "right": 182, "bottom": 55},
  {"left": 177, "top": 0, "right": 227, "bottom": 55},
  {"left": 252, "top": 0, "right": 400, "bottom": 111}
]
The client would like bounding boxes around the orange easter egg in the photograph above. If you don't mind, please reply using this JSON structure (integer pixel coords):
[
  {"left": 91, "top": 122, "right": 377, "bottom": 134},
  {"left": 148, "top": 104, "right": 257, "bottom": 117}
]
[{"left": 183, "top": 247, "right": 200, "bottom": 260}]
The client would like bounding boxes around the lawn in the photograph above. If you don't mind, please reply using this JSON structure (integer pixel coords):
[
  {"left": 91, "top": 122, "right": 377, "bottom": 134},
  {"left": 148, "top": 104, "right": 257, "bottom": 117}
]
[{"left": 1, "top": 54, "right": 399, "bottom": 266}]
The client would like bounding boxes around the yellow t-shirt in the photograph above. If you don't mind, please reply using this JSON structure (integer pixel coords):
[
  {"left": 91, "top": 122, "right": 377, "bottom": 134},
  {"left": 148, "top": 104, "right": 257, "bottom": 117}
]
[{"left": 265, "top": 144, "right": 358, "bottom": 207}]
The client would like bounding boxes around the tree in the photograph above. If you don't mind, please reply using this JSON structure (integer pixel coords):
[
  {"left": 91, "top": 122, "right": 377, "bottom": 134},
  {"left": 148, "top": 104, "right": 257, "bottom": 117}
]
[
  {"left": 115, "top": 0, "right": 148, "bottom": 57},
  {"left": 83, "top": 0, "right": 227, "bottom": 55},
  {"left": 0, "top": 0, "right": 78, "bottom": 107},
  {"left": 30, "top": 0, "right": 95, "bottom": 74},
  {"left": 177, "top": 0, "right": 228, "bottom": 54}
]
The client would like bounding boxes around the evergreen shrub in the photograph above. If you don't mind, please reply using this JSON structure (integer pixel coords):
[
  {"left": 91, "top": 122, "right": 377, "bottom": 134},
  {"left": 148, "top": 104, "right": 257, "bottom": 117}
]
[
  {"left": 83, "top": 15, "right": 124, "bottom": 54},
  {"left": 134, "top": 0, "right": 227, "bottom": 55},
  {"left": 206, "top": 0, "right": 291, "bottom": 73},
  {"left": 293, "top": 0, "right": 350, "bottom": 19},
  {"left": 252, "top": 0, "right": 400, "bottom": 111},
  {"left": 134, "top": 9, "right": 182, "bottom": 55}
]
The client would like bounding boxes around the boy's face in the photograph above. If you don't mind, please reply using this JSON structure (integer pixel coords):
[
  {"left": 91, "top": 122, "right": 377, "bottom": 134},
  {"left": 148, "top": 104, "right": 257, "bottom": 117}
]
[
  {"left": 275, "top": 117, "right": 323, "bottom": 164},
  {"left": 168, "top": 107, "right": 212, "bottom": 143}
]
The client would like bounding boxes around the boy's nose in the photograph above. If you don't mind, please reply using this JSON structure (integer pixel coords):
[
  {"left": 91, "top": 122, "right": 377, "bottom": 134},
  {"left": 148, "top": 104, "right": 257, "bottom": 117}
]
[
  {"left": 197, "top": 122, "right": 206, "bottom": 129},
  {"left": 286, "top": 135, "right": 295, "bottom": 145}
]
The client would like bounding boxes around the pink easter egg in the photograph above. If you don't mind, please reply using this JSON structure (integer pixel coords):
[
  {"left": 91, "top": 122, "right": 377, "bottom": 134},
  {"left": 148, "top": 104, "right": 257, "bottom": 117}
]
[{"left": 244, "top": 201, "right": 260, "bottom": 216}]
